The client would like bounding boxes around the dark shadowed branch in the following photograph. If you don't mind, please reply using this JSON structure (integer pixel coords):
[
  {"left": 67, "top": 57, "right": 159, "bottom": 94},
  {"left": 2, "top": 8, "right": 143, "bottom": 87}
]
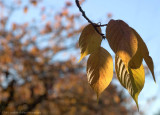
[
  {"left": 75, "top": 0, "right": 107, "bottom": 39},
  {"left": 0, "top": 81, "right": 15, "bottom": 114}
]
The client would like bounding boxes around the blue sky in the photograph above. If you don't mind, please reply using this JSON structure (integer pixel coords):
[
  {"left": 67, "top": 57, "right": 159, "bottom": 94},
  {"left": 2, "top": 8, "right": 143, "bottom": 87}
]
[{"left": 5, "top": 0, "right": 160, "bottom": 114}]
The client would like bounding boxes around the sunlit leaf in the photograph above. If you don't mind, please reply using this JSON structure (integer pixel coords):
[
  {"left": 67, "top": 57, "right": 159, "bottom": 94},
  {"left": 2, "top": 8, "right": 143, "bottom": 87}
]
[
  {"left": 128, "top": 42, "right": 143, "bottom": 69},
  {"left": 79, "top": 24, "right": 102, "bottom": 62},
  {"left": 87, "top": 47, "right": 113, "bottom": 98},
  {"left": 115, "top": 55, "right": 145, "bottom": 110},
  {"left": 131, "top": 28, "right": 156, "bottom": 82},
  {"left": 106, "top": 19, "right": 138, "bottom": 66},
  {"left": 106, "top": 20, "right": 138, "bottom": 67}
]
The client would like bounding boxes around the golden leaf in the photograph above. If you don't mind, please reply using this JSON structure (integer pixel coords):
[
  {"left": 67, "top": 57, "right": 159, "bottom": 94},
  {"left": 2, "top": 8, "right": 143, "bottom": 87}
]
[
  {"left": 106, "top": 19, "right": 155, "bottom": 82},
  {"left": 106, "top": 19, "right": 138, "bottom": 58},
  {"left": 87, "top": 47, "right": 113, "bottom": 98},
  {"left": 106, "top": 19, "right": 138, "bottom": 66},
  {"left": 79, "top": 24, "right": 102, "bottom": 62},
  {"left": 131, "top": 28, "right": 156, "bottom": 82},
  {"left": 115, "top": 55, "right": 145, "bottom": 110},
  {"left": 128, "top": 42, "right": 143, "bottom": 69}
]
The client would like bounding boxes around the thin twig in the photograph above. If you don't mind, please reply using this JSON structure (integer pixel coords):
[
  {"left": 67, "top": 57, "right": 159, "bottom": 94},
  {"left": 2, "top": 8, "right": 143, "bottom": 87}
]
[
  {"left": 75, "top": 0, "right": 107, "bottom": 39},
  {"left": 96, "top": 22, "right": 108, "bottom": 27}
]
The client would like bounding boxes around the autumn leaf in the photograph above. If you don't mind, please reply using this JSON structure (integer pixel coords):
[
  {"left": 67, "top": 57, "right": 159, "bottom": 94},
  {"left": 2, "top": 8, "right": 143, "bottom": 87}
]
[
  {"left": 30, "top": 0, "right": 37, "bottom": 6},
  {"left": 106, "top": 19, "right": 155, "bottom": 82},
  {"left": 128, "top": 40, "right": 143, "bottom": 69},
  {"left": 79, "top": 24, "right": 102, "bottom": 62},
  {"left": 106, "top": 19, "right": 140, "bottom": 71},
  {"left": 87, "top": 47, "right": 113, "bottom": 98},
  {"left": 115, "top": 55, "right": 145, "bottom": 110},
  {"left": 24, "top": 6, "right": 28, "bottom": 14},
  {"left": 12, "top": 23, "right": 17, "bottom": 30},
  {"left": 131, "top": 28, "right": 156, "bottom": 82},
  {"left": 106, "top": 19, "right": 138, "bottom": 62}
]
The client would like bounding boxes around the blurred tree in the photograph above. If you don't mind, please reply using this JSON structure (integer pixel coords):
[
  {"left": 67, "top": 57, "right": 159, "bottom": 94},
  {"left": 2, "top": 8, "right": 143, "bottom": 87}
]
[{"left": 0, "top": 0, "right": 138, "bottom": 115}]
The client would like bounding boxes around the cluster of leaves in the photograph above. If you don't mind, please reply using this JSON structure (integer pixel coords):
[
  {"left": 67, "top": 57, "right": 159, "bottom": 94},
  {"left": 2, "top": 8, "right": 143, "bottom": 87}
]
[
  {"left": 78, "top": 19, "right": 156, "bottom": 109},
  {"left": 0, "top": 0, "right": 138, "bottom": 114}
]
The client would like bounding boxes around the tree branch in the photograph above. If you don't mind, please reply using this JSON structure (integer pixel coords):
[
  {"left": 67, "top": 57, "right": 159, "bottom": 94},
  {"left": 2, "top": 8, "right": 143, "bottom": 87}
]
[
  {"left": 75, "top": 0, "right": 107, "bottom": 39},
  {"left": 0, "top": 81, "right": 15, "bottom": 114}
]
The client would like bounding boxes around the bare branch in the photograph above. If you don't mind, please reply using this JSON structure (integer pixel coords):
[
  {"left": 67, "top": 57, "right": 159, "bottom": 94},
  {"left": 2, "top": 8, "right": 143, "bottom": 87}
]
[{"left": 75, "top": 0, "right": 107, "bottom": 39}]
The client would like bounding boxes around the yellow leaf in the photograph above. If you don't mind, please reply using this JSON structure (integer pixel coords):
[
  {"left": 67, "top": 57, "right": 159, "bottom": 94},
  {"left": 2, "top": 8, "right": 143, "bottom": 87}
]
[
  {"left": 128, "top": 32, "right": 143, "bottom": 69},
  {"left": 128, "top": 46, "right": 143, "bottom": 69},
  {"left": 116, "top": 51, "right": 131, "bottom": 67},
  {"left": 24, "top": 6, "right": 28, "bottom": 14},
  {"left": 106, "top": 19, "right": 138, "bottom": 60},
  {"left": 115, "top": 55, "right": 145, "bottom": 110},
  {"left": 79, "top": 24, "right": 102, "bottom": 62},
  {"left": 87, "top": 47, "right": 113, "bottom": 98},
  {"left": 106, "top": 19, "right": 155, "bottom": 82},
  {"left": 116, "top": 49, "right": 142, "bottom": 71},
  {"left": 131, "top": 28, "right": 156, "bottom": 82}
]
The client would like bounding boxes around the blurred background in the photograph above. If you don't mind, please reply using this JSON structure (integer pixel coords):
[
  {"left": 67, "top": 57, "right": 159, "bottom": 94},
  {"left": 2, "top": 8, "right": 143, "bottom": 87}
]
[{"left": 0, "top": 0, "right": 159, "bottom": 115}]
